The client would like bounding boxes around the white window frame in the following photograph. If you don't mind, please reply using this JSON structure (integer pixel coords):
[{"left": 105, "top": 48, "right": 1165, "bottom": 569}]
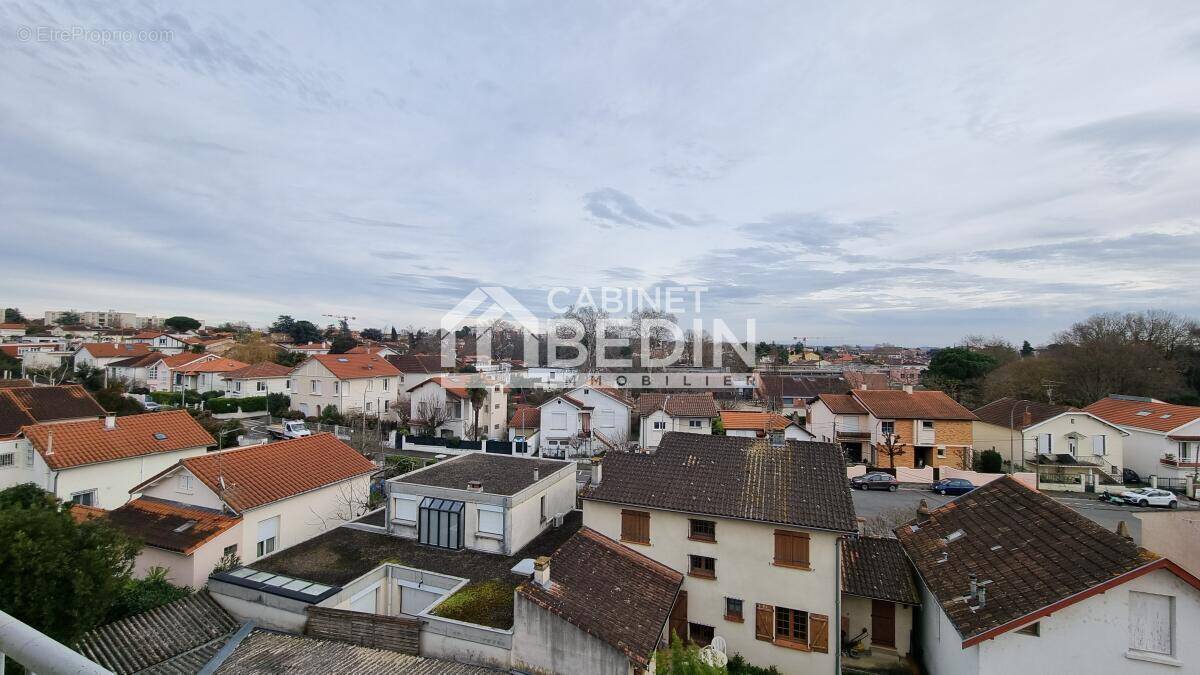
[
  {"left": 311, "top": 380, "right": 321, "bottom": 395},
  {"left": 477, "top": 504, "right": 504, "bottom": 536},
  {"left": 334, "top": 381, "right": 341, "bottom": 394},
  {"left": 256, "top": 381, "right": 267, "bottom": 392},
  {"left": 0, "top": 453, "right": 14, "bottom": 468},
  {"left": 392, "top": 494, "right": 418, "bottom": 522},
  {"left": 1129, "top": 591, "right": 1173, "bottom": 657},
  {"left": 71, "top": 490, "right": 97, "bottom": 507},
  {"left": 25, "top": 446, "right": 34, "bottom": 467},
  {"left": 382, "top": 378, "right": 389, "bottom": 391},
  {"left": 653, "top": 420, "right": 666, "bottom": 430},
  {"left": 177, "top": 474, "right": 194, "bottom": 493},
  {"left": 1093, "top": 435, "right": 1106, "bottom": 456},
  {"left": 256, "top": 516, "right": 280, "bottom": 558},
  {"left": 689, "top": 419, "right": 703, "bottom": 428},
  {"left": 234, "top": 381, "right": 243, "bottom": 392}
]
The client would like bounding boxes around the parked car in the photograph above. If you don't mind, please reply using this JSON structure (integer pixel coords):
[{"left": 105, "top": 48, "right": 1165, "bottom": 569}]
[
  {"left": 1118, "top": 487, "right": 1178, "bottom": 508},
  {"left": 851, "top": 472, "right": 898, "bottom": 491},
  {"left": 142, "top": 401, "right": 163, "bottom": 412},
  {"left": 931, "top": 478, "right": 976, "bottom": 496},
  {"left": 1122, "top": 468, "right": 1141, "bottom": 485},
  {"left": 266, "top": 419, "right": 313, "bottom": 440}
]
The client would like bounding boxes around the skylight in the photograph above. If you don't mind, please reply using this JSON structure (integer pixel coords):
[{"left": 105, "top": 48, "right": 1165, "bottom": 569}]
[
  {"left": 1136, "top": 411, "right": 1152, "bottom": 416},
  {"left": 172, "top": 520, "right": 196, "bottom": 533},
  {"left": 945, "top": 529, "right": 966, "bottom": 543},
  {"left": 1160, "top": 414, "right": 1172, "bottom": 419},
  {"left": 153, "top": 432, "right": 168, "bottom": 440}
]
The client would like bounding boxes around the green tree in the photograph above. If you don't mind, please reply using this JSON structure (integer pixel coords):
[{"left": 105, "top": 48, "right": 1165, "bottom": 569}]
[
  {"left": 1020, "top": 340, "right": 1035, "bottom": 358},
  {"left": 290, "top": 320, "right": 321, "bottom": 344},
  {"left": 4, "top": 307, "right": 25, "bottom": 323},
  {"left": 55, "top": 310, "right": 81, "bottom": 326},
  {"left": 361, "top": 328, "right": 384, "bottom": 341},
  {"left": 711, "top": 417, "right": 726, "bottom": 435},
  {"left": 654, "top": 634, "right": 723, "bottom": 674},
  {"left": 163, "top": 316, "right": 201, "bottom": 332},
  {"left": 329, "top": 334, "right": 358, "bottom": 354},
  {"left": 270, "top": 315, "right": 296, "bottom": 335},
  {"left": 0, "top": 484, "right": 140, "bottom": 646},
  {"left": 926, "top": 347, "right": 997, "bottom": 382},
  {"left": 104, "top": 567, "right": 191, "bottom": 624},
  {"left": 467, "top": 385, "right": 488, "bottom": 440},
  {"left": 273, "top": 350, "right": 308, "bottom": 367},
  {"left": 978, "top": 449, "right": 1004, "bottom": 473}
]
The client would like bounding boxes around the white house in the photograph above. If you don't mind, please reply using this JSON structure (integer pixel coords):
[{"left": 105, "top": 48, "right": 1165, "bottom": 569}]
[
  {"left": 223, "top": 362, "right": 293, "bottom": 398},
  {"left": 127, "top": 331, "right": 189, "bottom": 354},
  {"left": 386, "top": 453, "right": 576, "bottom": 555},
  {"left": 0, "top": 384, "right": 108, "bottom": 486},
  {"left": 125, "top": 433, "right": 376, "bottom": 584},
  {"left": 11, "top": 410, "right": 214, "bottom": 509},
  {"left": 385, "top": 353, "right": 448, "bottom": 392},
  {"left": 105, "top": 352, "right": 162, "bottom": 388},
  {"left": 536, "top": 385, "right": 633, "bottom": 457},
  {"left": 634, "top": 392, "right": 719, "bottom": 450},
  {"left": 0, "top": 323, "right": 26, "bottom": 339},
  {"left": 407, "top": 375, "right": 507, "bottom": 440},
  {"left": 289, "top": 353, "right": 401, "bottom": 417},
  {"left": 1084, "top": 395, "right": 1200, "bottom": 484},
  {"left": 173, "top": 356, "right": 250, "bottom": 394},
  {"left": 719, "top": 410, "right": 814, "bottom": 441},
  {"left": 74, "top": 342, "right": 154, "bottom": 371},
  {"left": 900, "top": 476, "right": 1200, "bottom": 675}
]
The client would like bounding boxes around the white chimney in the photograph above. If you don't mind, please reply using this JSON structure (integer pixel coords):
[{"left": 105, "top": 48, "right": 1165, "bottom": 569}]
[
  {"left": 533, "top": 556, "right": 551, "bottom": 589},
  {"left": 467, "top": 480, "right": 483, "bottom": 493},
  {"left": 859, "top": 384, "right": 867, "bottom": 390},
  {"left": 856, "top": 517, "right": 866, "bottom": 535},
  {"left": 591, "top": 457, "right": 602, "bottom": 485},
  {"left": 104, "top": 415, "right": 116, "bottom": 430},
  {"left": 903, "top": 385, "right": 914, "bottom": 394},
  {"left": 968, "top": 573, "right": 978, "bottom": 599},
  {"left": 533, "top": 468, "right": 540, "bottom": 482}
]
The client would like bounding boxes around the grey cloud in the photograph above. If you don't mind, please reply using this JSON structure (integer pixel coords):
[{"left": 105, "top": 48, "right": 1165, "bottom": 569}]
[
  {"left": 1055, "top": 111, "right": 1200, "bottom": 149},
  {"left": 737, "top": 213, "right": 894, "bottom": 255},
  {"left": 583, "top": 188, "right": 692, "bottom": 229},
  {"left": 971, "top": 231, "right": 1200, "bottom": 266}
]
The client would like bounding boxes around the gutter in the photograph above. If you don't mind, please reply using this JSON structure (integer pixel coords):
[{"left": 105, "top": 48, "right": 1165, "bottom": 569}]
[{"left": 581, "top": 496, "right": 858, "bottom": 536}]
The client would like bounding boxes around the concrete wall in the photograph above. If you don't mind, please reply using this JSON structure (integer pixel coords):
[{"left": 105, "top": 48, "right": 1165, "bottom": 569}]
[
  {"left": 511, "top": 594, "right": 634, "bottom": 675},
  {"left": 1136, "top": 511, "right": 1200, "bottom": 578},
  {"left": 134, "top": 523, "right": 242, "bottom": 588},
  {"left": 841, "top": 594, "right": 913, "bottom": 657},
  {"left": 33, "top": 443, "right": 209, "bottom": 509},
  {"left": 917, "top": 577, "right": 981, "bottom": 675},
  {"left": 582, "top": 499, "right": 840, "bottom": 673}
]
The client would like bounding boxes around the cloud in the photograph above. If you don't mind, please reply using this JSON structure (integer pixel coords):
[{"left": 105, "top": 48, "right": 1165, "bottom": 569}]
[
  {"left": 583, "top": 188, "right": 693, "bottom": 229},
  {"left": 1054, "top": 111, "right": 1200, "bottom": 149},
  {"left": 737, "top": 213, "right": 895, "bottom": 256}
]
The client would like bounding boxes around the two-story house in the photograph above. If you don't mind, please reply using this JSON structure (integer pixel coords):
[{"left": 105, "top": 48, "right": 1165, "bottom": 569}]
[
  {"left": 223, "top": 362, "right": 293, "bottom": 398},
  {"left": 720, "top": 410, "right": 815, "bottom": 441},
  {"left": 174, "top": 356, "right": 250, "bottom": 394},
  {"left": 74, "top": 342, "right": 153, "bottom": 371},
  {"left": 974, "top": 398, "right": 1128, "bottom": 486},
  {"left": 635, "top": 393, "right": 719, "bottom": 450},
  {"left": 127, "top": 331, "right": 189, "bottom": 354},
  {"left": 406, "top": 375, "right": 507, "bottom": 440},
  {"left": 141, "top": 352, "right": 219, "bottom": 392},
  {"left": 1084, "top": 395, "right": 1200, "bottom": 486},
  {"left": 0, "top": 384, "right": 107, "bottom": 490},
  {"left": 289, "top": 353, "right": 401, "bottom": 417},
  {"left": 583, "top": 432, "right": 857, "bottom": 673},
  {"left": 809, "top": 393, "right": 873, "bottom": 462},
  {"left": 385, "top": 353, "right": 448, "bottom": 392},
  {"left": 815, "top": 387, "right": 977, "bottom": 468},
  {"left": 535, "top": 385, "right": 634, "bottom": 456}
]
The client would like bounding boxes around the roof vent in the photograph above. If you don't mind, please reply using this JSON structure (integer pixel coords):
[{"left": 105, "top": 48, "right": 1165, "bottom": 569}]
[
  {"left": 944, "top": 529, "right": 965, "bottom": 544},
  {"left": 337, "top": 358, "right": 349, "bottom": 363},
  {"left": 153, "top": 432, "right": 168, "bottom": 441},
  {"left": 173, "top": 520, "right": 196, "bottom": 533},
  {"left": 467, "top": 480, "right": 483, "bottom": 493}
]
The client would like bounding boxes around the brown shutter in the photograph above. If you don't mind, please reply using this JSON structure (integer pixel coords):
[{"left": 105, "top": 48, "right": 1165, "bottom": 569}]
[
  {"left": 796, "top": 532, "right": 810, "bottom": 566},
  {"left": 668, "top": 590, "right": 688, "bottom": 643},
  {"left": 774, "top": 530, "right": 811, "bottom": 567},
  {"left": 755, "top": 603, "right": 774, "bottom": 642},
  {"left": 809, "top": 613, "right": 829, "bottom": 653},
  {"left": 621, "top": 510, "right": 650, "bottom": 544}
]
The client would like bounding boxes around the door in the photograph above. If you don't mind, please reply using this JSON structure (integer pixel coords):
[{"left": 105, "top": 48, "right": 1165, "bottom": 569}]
[
  {"left": 668, "top": 590, "right": 688, "bottom": 643},
  {"left": 871, "top": 599, "right": 895, "bottom": 648}
]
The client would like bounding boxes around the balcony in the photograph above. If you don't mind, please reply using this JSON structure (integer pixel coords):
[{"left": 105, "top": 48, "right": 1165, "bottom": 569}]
[{"left": 1160, "top": 454, "right": 1200, "bottom": 468}]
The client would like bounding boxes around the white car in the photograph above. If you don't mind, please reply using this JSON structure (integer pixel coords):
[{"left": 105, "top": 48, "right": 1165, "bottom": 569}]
[{"left": 1119, "top": 487, "right": 1178, "bottom": 508}]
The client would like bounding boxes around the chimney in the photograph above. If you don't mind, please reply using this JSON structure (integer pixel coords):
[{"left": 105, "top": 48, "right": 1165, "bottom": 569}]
[
  {"left": 104, "top": 415, "right": 116, "bottom": 430},
  {"left": 903, "top": 385, "right": 914, "bottom": 394},
  {"left": 976, "top": 586, "right": 987, "bottom": 608},
  {"left": 467, "top": 480, "right": 483, "bottom": 493},
  {"left": 859, "top": 384, "right": 867, "bottom": 390},
  {"left": 856, "top": 517, "right": 866, "bottom": 535},
  {"left": 916, "top": 499, "right": 931, "bottom": 521},
  {"left": 1117, "top": 520, "right": 1133, "bottom": 541},
  {"left": 533, "top": 468, "right": 540, "bottom": 482},
  {"left": 1022, "top": 409, "right": 1032, "bottom": 427},
  {"left": 533, "top": 556, "right": 551, "bottom": 589},
  {"left": 968, "top": 573, "right": 978, "bottom": 599},
  {"left": 591, "top": 456, "right": 602, "bottom": 485}
]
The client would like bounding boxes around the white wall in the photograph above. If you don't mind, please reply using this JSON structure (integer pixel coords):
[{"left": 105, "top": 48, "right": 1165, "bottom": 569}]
[
  {"left": 24, "top": 442, "right": 210, "bottom": 509},
  {"left": 640, "top": 411, "right": 712, "bottom": 449},
  {"left": 289, "top": 359, "right": 398, "bottom": 417},
  {"left": 237, "top": 475, "right": 372, "bottom": 564},
  {"left": 228, "top": 376, "right": 290, "bottom": 398},
  {"left": 1114, "top": 427, "right": 1166, "bottom": 480}
]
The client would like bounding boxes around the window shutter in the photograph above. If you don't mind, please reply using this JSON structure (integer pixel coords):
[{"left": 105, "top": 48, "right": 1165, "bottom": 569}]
[
  {"left": 774, "top": 530, "right": 810, "bottom": 567},
  {"left": 755, "top": 604, "right": 774, "bottom": 641},
  {"left": 1093, "top": 435, "right": 1106, "bottom": 456},
  {"left": 622, "top": 510, "right": 649, "bottom": 544},
  {"left": 809, "top": 614, "right": 829, "bottom": 653}
]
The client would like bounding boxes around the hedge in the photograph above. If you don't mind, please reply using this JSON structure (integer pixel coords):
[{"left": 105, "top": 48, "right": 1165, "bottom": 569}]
[
  {"left": 205, "top": 396, "right": 267, "bottom": 414},
  {"left": 149, "top": 390, "right": 200, "bottom": 405}
]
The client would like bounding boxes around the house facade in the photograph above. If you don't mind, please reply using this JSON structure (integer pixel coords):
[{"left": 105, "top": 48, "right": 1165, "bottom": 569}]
[
  {"left": 223, "top": 362, "right": 293, "bottom": 398},
  {"left": 386, "top": 353, "right": 449, "bottom": 392},
  {"left": 813, "top": 387, "right": 976, "bottom": 468},
  {"left": 407, "top": 376, "right": 507, "bottom": 440},
  {"left": 583, "top": 433, "right": 856, "bottom": 673},
  {"left": 840, "top": 535, "right": 919, "bottom": 665},
  {"left": 536, "top": 385, "right": 633, "bottom": 456},
  {"left": 74, "top": 342, "right": 153, "bottom": 371},
  {"left": 127, "top": 331, "right": 189, "bottom": 354},
  {"left": 1084, "top": 395, "right": 1200, "bottom": 484},
  {"left": 720, "top": 411, "right": 815, "bottom": 441},
  {"left": 635, "top": 393, "right": 719, "bottom": 450},
  {"left": 289, "top": 353, "right": 401, "bottom": 417}
]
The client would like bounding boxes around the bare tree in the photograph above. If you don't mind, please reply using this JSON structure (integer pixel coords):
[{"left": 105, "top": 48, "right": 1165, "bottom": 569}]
[
  {"left": 860, "top": 507, "right": 916, "bottom": 537},
  {"left": 876, "top": 433, "right": 905, "bottom": 469},
  {"left": 394, "top": 394, "right": 413, "bottom": 430},
  {"left": 307, "top": 481, "right": 372, "bottom": 530},
  {"left": 415, "top": 392, "right": 448, "bottom": 436}
]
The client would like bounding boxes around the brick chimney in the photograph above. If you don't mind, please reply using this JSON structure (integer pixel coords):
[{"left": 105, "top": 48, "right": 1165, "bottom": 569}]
[
  {"left": 1022, "top": 409, "right": 1032, "bottom": 428},
  {"left": 467, "top": 480, "right": 483, "bottom": 493},
  {"left": 533, "top": 556, "right": 551, "bottom": 589},
  {"left": 591, "top": 456, "right": 602, "bottom": 485}
]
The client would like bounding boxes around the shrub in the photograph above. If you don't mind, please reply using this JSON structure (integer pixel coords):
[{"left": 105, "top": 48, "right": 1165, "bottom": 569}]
[
  {"left": 266, "top": 392, "right": 290, "bottom": 416},
  {"left": 105, "top": 567, "right": 192, "bottom": 624},
  {"left": 205, "top": 396, "right": 267, "bottom": 414},
  {"left": 728, "top": 654, "right": 782, "bottom": 675},
  {"left": 200, "top": 390, "right": 225, "bottom": 401},
  {"left": 978, "top": 449, "right": 1003, "bottom": 473},
  {"left": 150, "top": 389, "right": 200, "bottom": 405},
  {"left": 282, "top": 410, "right": 306, "bottom": 420}
]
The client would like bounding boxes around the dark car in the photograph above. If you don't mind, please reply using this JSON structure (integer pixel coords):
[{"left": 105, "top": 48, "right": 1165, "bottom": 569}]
[
  {"left": 851, "top": 472, "right": 898, "bottom": 491},
  {"left": 1122, "top": 468, "right": 1141, "bottom": 485},
  {"left": 931, "top": 478, "right": 975, "bottom": 496}
]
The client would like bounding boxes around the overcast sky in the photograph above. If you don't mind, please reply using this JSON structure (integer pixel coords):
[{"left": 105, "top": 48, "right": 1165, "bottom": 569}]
[{"left": 2, "top": 2, "right": 1199, "bottom": 345}]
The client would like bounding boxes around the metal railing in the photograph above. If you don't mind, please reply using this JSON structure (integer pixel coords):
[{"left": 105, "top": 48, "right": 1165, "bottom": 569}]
[{"left": 0, "top": 609, "right": 114, "bottom": 674}]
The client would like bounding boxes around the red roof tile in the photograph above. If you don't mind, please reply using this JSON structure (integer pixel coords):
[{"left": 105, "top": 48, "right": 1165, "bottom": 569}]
[
  {"left": 311, "top": 354, "right": 401, "bottom": 380},
  {"left": 851, "top": 389, "right": 977, "bottom": 420},
  {"left": 719, "top": 410, "right": 796, "bottom": 431},
  {"left": 159, "top": 352, "right": 214, "bottom": 369},
  {"left": 817, "top": 393, "right": 868, "bottom": 415},
  {"left": 175, "top": 433, "right": 375, "bottom": 512},
  {"left": 79, "top": 343, "right": 153, "bottom": 359},
  {"left": 222, "top": 362, "right": 293, "bottom": 379},
  {"left": 634, "top": 392, "right": 719, "bottom": 418},
  {"left": 1083, "top": 396, "right": 1200, "bottom": 433},
  {"left": 176, "top": 357, "right": 249, "bottom": 374},
  {"left": 509, "top": 405, "right": 540, "bottom": 428},
  {"left": 22, "top": 410, "right": 215, "bottom": 470}
]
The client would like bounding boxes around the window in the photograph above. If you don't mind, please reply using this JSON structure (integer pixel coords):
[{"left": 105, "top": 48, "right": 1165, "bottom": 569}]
[
  {"left": 392, "top": 494, "right": 418, "bottom": 522},
  {"left": 922, "top": 420, "right": 935, "bottom": 430},
  {"left": 0, "top": 453, "right": 13, "bottom": 468},
  {"left": 71, "top": 490, "right": 96, "bottom": 507},
  {"left": 688, "top": 419, "right": 703, "bottom": 428},
  {"left": 540, "top": 495, "right": 546, "bottom": 523},
  {"left": 25, "top": 446, "right": 34, "bottom": 466},
  {"left": 688, "top": 555, "right": 716, "bottom": 579},
  {"left": 1037, "top": 433, "right": 1052, "bottom": 454},
  {"left": 223, "top": 544, "right": 238, "bottom": 557},
  {"left": 725, "top": 598, "right": 744, "bottom": 622},
  {"left": 621, "top": 509, "right": 650, "bottom": 545},
  {"left": 234, "top": 381, "right": 243, "bottom": 392},
  {"left": 256, "top": 381, "right": 267, "bottom": 392},
  {"left": 285, "top": 379, "right": 292, "bottom": 390},
  {"left": 552, "top": 412, "right": 567, "bottom": 430},
  {"left": 177, "top": 475, "right": 194, "bottom": 493},
  {"left": 419, "top": 497, "right": 464, "bottom": 549},
  {"left": 311, "top": 381, "right": 320, "bottom": 394},
  {"left": 653, "top": 420, "right": 666, "bottom": 430},
  {"left": 689, "top": 519, "right": 716, "bottom": 542},
  {"left": 880, "top": 420, "right": 895, "bottom": 436},
  {"left": 776, "top": 606, "right": 809, "bottom": 644},
  {"left": 936, "top": 446, "right": 947, "bottom": 458},
  {"left": 1093, "top": 435, "right": 1106, "bottom": 456},
  {"left": 334, "top": 381, "right": 341, "bottom": 394},
  {"left": 477, "top": 505, "right": 504, "bottom": 536},
  {"left": 688, "top": 623, "right": 715, "bottom": 647},
  {"left": 256, "top": 517, "right": 279, "bottom": 557},
  {"left": 382, "top": 379, "right": 389, "bottom": 391},
  {"left": 774, "top": 530, "right": 810, "bottom": 568},
  {"left": 365, "top": 379, "right": 373, "bottom": 391},
  {"left": 1129, "top": 591, "right": 1173, "bottom": 655},
  {"left": 365, "top": 402, "right": 373, "bottom": 412},
  {"left": 1016, "top": 622, "right": 1040, "bottom": 636}
]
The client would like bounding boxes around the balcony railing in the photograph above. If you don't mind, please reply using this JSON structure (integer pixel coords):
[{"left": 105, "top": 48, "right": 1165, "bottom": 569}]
[{"left": 1161, "top": 454, "right": 1200, "bottom": 468}]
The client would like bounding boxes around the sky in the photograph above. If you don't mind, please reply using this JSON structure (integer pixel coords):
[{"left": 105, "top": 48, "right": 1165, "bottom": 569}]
[{"left": 2, "top": 2, "right": 1199, "bottom": 346}]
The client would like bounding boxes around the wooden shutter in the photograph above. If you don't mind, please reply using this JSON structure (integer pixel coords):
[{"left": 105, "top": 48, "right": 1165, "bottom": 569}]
[
  {"left": 668, "top": 590, "right": 688, "bottom": 643},
  {"left": 774, "top": 530, "right": 810, "bottom": 568},
  {"left": 809, "top": 613, "right": 829, "bottom": 653},
  {"left": 755, "top": 603, "right": 774, "bottom": 642},
  {"left": 621, "top": 509, "right": 650, "bottom": 544}
]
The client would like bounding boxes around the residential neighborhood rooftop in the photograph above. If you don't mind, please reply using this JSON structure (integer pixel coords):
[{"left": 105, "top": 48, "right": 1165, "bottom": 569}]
[
  {"left": 719, "top": 410, "right": 796, "bottom": 431},
  {"left": 216, "top": 630, "right": 502, "bottom": 674},
  {"left": 585, "top": 432, "right": 857, "bottom": 533},
  {"left": 21, "top": 410, "right": 215, "bottom": 470},
  {"left": 842, "top": 536, "right": 921, "bottom": 606},
  {"left": 78, "top": 342, "right": 152, "bottom": 358},
  {"left": 634, "top": 392, "right": 720, "bottom": 418},
  {"left": 851, "top": 388, "right": 978, "bottom": 420},
  {"left": 385, "top": 353, "right": 445, "bottom": 373},
  {"left": 0, "top": 384, "right": 105, "bottom": 438},
  {"left": 311, "top": 353, "right": 401, "bottom": 379},
  {"left": 395, "top": 453, "right": 573, "bottom": 496},
  {"left": 1083, "top": 394, "right": 1200, "bottom": 433},
  {"left": 0, "top": 379, "right": 34, "bottom": 389},
  {"left": 817, "top": 392, "right": 869, "bottom": 415},
  {"left": 102, "top": 497, "right": 240, "bottom": 554},
  {"left": 176, "top": 356, "right": 249, "bottom": 374},
  {"left": 972, "top": 397, "right": 1076, "bottom": 429},
  {"left": 222, "top": 361, "right": 294, "bottom": 379},
  {"left": 508, "top": 405, "right": 540, "bottom": 428},
  {"left": 516, "top": 527, "right": 684, "bottom": 667}
]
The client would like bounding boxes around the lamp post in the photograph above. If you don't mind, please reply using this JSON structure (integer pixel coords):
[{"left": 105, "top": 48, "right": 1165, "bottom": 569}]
[{"left": 217, "top": 425, "right": 242, "bottom": 450}]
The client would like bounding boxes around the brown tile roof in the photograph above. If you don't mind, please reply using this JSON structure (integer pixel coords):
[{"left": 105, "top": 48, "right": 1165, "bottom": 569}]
[
  {"left": 79, "top": 343, "right": 153, "bottom": 359},
  {"left": 585, "top": 432, "right": 857, "bottom": 532},
  {"left": 843, "top": 371, "right": 891, "bottom": 391},
  {"left": 68, "top": 504, "right": 107, "bottom": 524},
  {"left": 0, "top": 323, "right": 26, "bottom": 330},
  {"left": 719, "top": 410, "right": 795, "bottom": 431},
  {"left": 22, "top": 410, "right": 215, "bottom": 470},
  {"left": 311, "top": 353, "right": 401, "bottom": 380},
  {"left": 173, "top": 433, "right": 375, "bottom": 512},
  {"left": 842, "top": 536, "right": 920, "bottom": 605},
  {"left": 103, "top": 497, "right": 240, "bottom": 554},
  {"left": 289, "top": 341, "right": 331, "bottom": 351},
  {"left": 1, "top": 385, "right": 105, "bottom": 428},
  {"left": 817, "top": 393, "right": 868, "bottom": 415},
  {"left": 558, "top": 393, "right": 591, "bottom": 409},
  {"left": 386, "top": 353, "right": 445, "bottom": 374},
  {"left": 508, "top": 405, "right": 540, "bottom": 428},
  {"left": 973, "top": 398, "right": 1075, "bottom": 430},
  {"left": 852, "top": 389, "right": 977, "bottom": 421},
  {"left": 1083, "top": 395, "right": 1200, "bottom": 433},
  {"left": 159, "top": 352, "right": 214, "bottom": 369},
  {"left": 576, "top": 384, "right": 634, "bottom": 407},
  {"left": 896, "top": 477, "right": 1161, "bottom": 645},
  {"left": 759, "top": 373, "right": 849, "bottom": 401},
  {"left": 0, "top": 379, "right": 33, "bottom": 389},
  {"left": 132, "top": 331, "right": 167, "bottom": 339},
  {"left": 517, "top": 528, "right": 683, "bottom": 667},
  {"left": 634, "top": 392, "right": 719, "bottom": 418},
  {"left": 396, "top": 453, "right": 573, "bottom": 496},
  {"left": 223, "top": 362, "right": 293, "bottom": 379},
  {"left": 107, "top": 352, "right": 164, "bottom": 369},
  {"left": 176, "top": 357, "right": 249, "bottom": 374}
]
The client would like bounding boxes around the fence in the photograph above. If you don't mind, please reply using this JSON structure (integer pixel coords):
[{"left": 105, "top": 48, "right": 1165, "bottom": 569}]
[{"left": 306, "top": 606, "right": 420, "bottom": 654}]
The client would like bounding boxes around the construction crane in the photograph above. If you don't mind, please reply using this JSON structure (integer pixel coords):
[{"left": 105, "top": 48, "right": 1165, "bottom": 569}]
[{"left": 322, "top": 313, "right": 356, "bottom": 331}]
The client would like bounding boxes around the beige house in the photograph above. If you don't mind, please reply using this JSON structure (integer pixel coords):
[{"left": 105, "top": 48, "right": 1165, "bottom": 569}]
[
  {"left": 124, "top": 433, "right": 376, "bottom": 584},
  {"left": 583, "top": 432, "right": 856, "bottom": 673},
  {"left": 634, "top": 392, "right": 719, "bottom": 449},
  {"left": 841, "top": 535, "right": 919, "bottom": 667},
  {"left": 289, "top": 353, "right": 401, "bottom": 417},
  {"left": 407, "top": 375, "right": 508, "bottom": 440},
  {"left": 222, "top": 361, "right": 293, "bottom": 398}
]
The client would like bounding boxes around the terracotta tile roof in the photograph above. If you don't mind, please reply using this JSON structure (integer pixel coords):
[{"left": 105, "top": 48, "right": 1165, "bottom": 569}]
[
  {"left": 719, "top": 410, "right": 796, "bottom": 431},
  {"left": 634, "top": 392, "right": 719, "bottom": 418},
  {"left": 312, "top": 353, "right": 401, "bottom": 380},
  {"left": 175, "top": 433, "right": 375, "bottom": 512},
  {"left": 223, "top": 362, "right": 293, "bottom": 379},
  {"left": 759, "top": 373, "right": 849, "bottom": 401},
  {"left": 78, "top": 343, "right": 153, "bottom": 359},
  {"left": 1083, "top": 395, "right": 1200, "bottom": 433},
  {"left": 508, "top": 405, "right": 540, "bottom": 428},
  {"left": 585, "top": 432, "right": 857, "bottom": 533},
  {"left": 0, "top": 385, "right": 106, "bottom": 438},
  {"left": 289, "top": 341, "right": 331, "bottom": 351},
  {"left": 103, "top": 497, "right": 240, "bottom": 554},
  {"left": 843, "top": 371, "right": 891, "bottom": 391},
  {"left": 132, "top": 331, "right": 167, "bottom": 339},
  {"left": 107, "top": 352, "right": 164, "bottom": 369},
  {"left": 842, "top": 536, "right": 920, "bottom": 605},
  {"left": 385, "top": 353, "right": 445, "bottom": 374},
  {"left": 176, "top": 357, "right": 249, "bottom": 374},
  {"left": 575, "top": 384, "right": 634, "bottom": 407},
  {"left": 558, "top": 394, "right": 591, "bottom": 409},
  {"left": 0, "top": 323, "right": 26, "bottom": 330},
  {"left": 517, "top": 528, "right": 683, "bottom": 667},
  {"left": 408, "top": 375, "right": 468, "bottom": 397},
  {"left": 159, "top": 352, "right": 214, "bottom": 369},
  {"left": 0, "top": 379, "right": 33, "bottom": 389},
  {"left": 973, "top": 398, "right": 1075, "bottom": 430},
  {"left": 817, "top": 393, "right": 868, "bottom": 415},
  {"left": 396, "top": 453, "right": 573, "bottom": 496},
  {"left": 21, "top": 410, "right": 213, "bottom": 470},
  {"left": 851, "top": 389, "right": 977, "bottom": 420},
  {"left": 68, "top": 504, "right": 107, "bottom": 524},
  {"left": 896, "top": 477, "right": 1159, "bottom": 645}
]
